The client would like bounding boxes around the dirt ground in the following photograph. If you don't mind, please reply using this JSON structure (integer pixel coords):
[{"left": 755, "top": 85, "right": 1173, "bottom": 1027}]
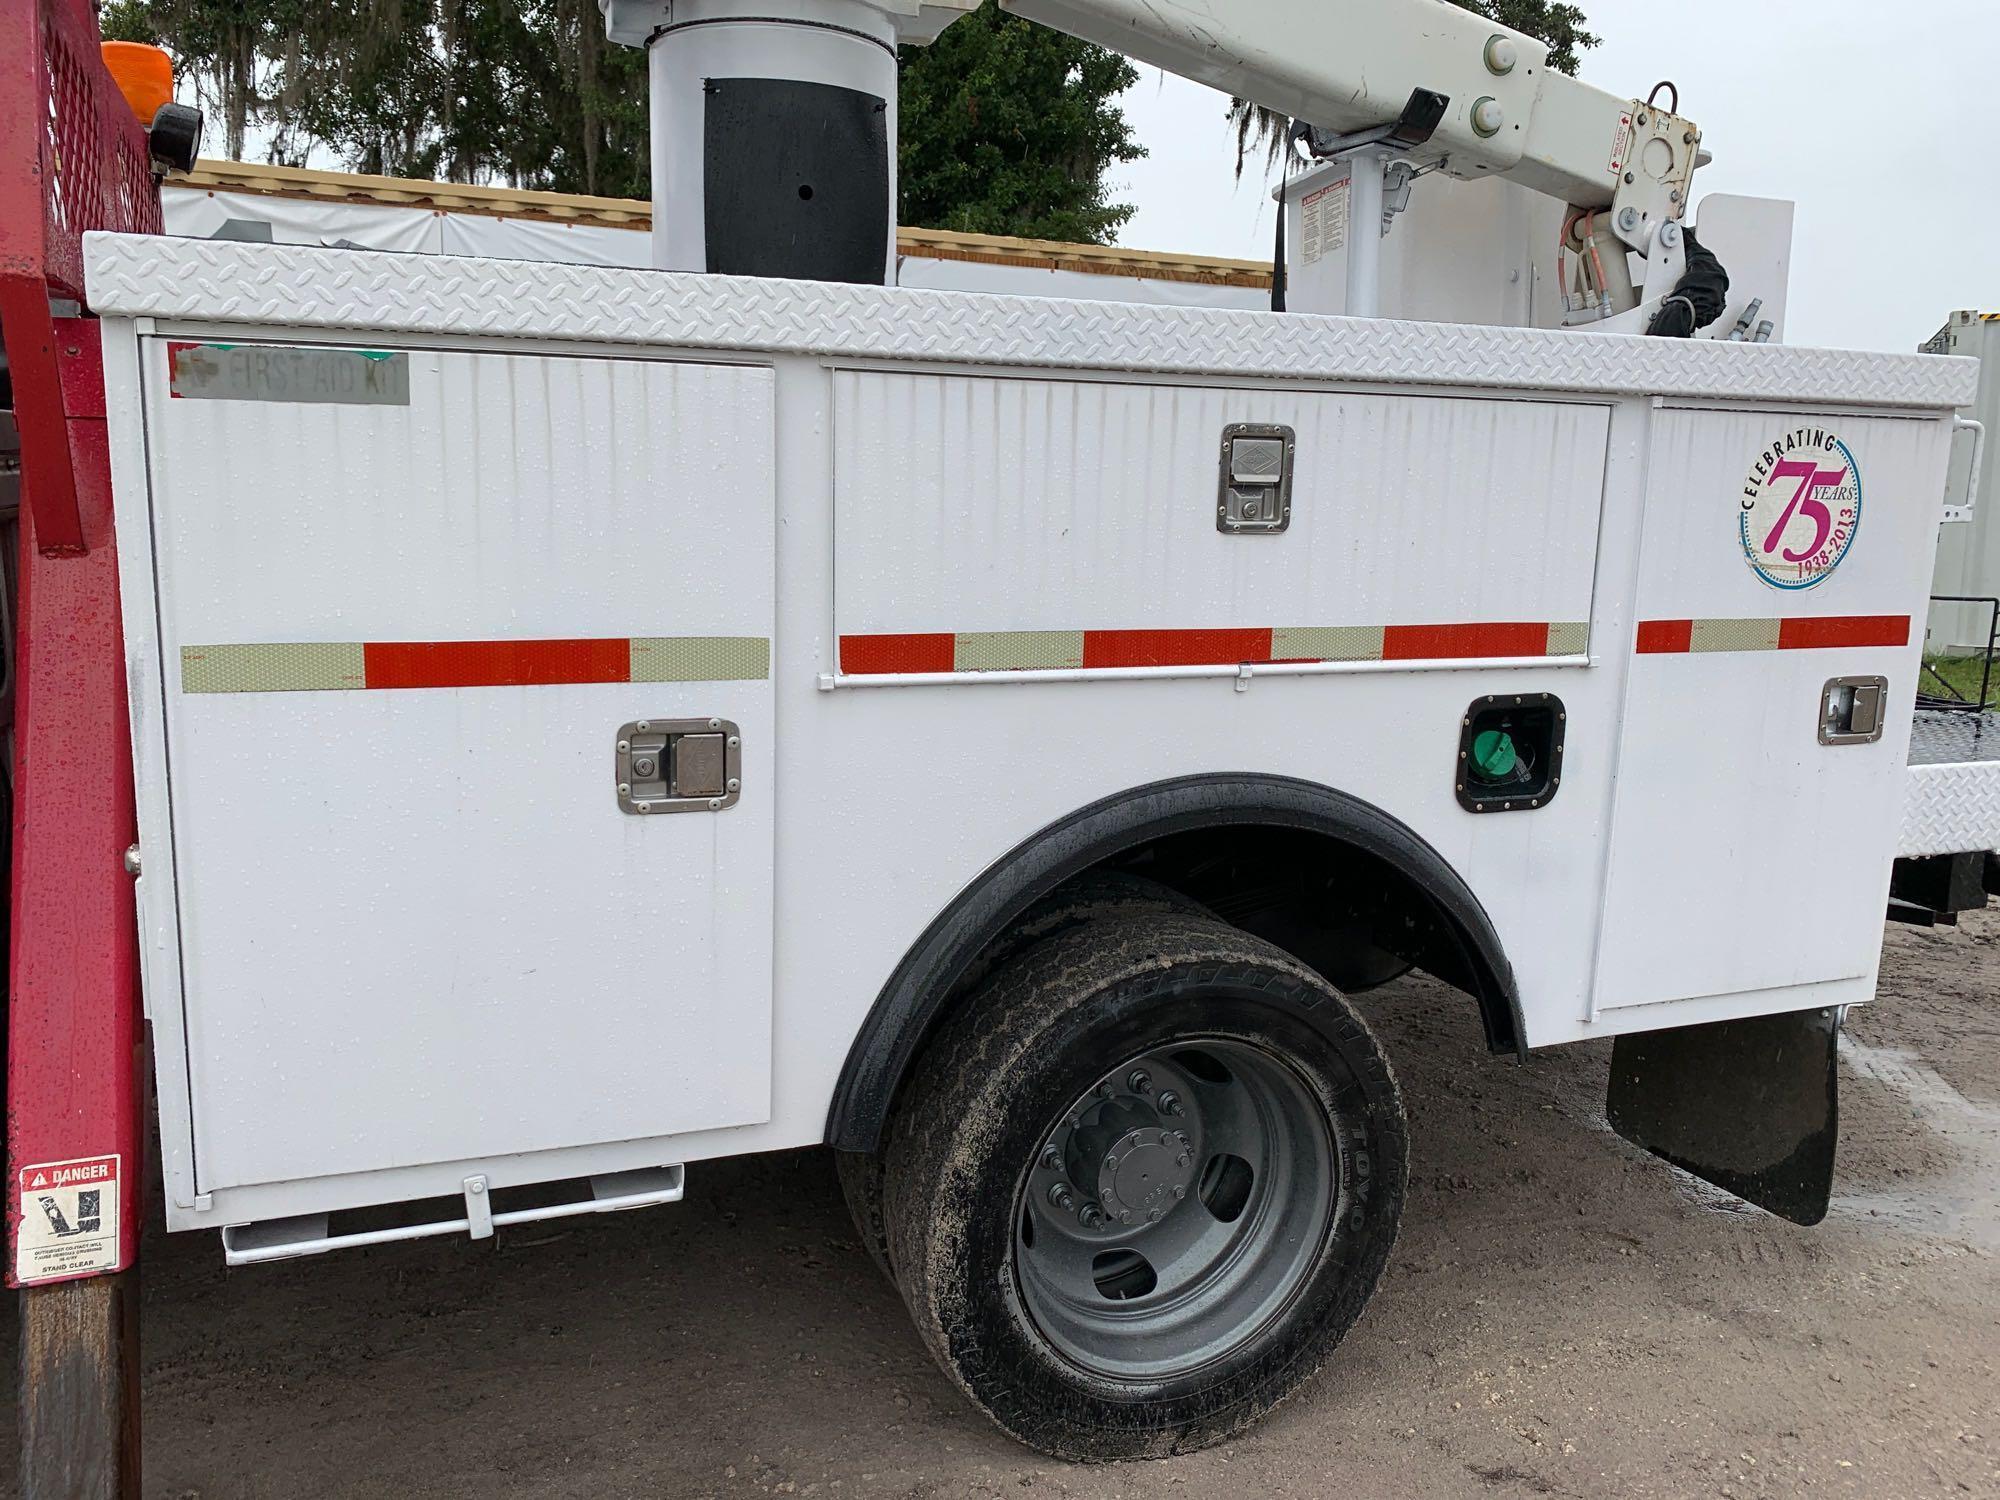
[{"left": 6, "top": 911, "right": 2000, "bottom": 1500}]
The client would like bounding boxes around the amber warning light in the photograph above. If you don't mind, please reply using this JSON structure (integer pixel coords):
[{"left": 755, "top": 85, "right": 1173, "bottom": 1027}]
[{"left": 99, "top": 40, "right": 203, "bottom": 174}]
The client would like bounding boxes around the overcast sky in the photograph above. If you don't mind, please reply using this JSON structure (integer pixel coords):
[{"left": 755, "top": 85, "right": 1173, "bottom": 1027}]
[{"left": 1109, "top": 0, "right": 1994, "bottom": 352}]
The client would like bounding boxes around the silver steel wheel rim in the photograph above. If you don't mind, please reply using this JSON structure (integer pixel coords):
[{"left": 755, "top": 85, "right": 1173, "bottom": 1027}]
[{"left": 1012, "top": 1037, "right": 1339, "bottom": 1381}]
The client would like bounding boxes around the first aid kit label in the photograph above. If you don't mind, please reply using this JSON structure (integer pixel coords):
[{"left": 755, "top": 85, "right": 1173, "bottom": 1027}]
[
  {"left": 15, "top": 1155, "right": 120, "bottom": 1284},
  {"left": 168, "top": 342, "right": 411, "bottom": 405}
]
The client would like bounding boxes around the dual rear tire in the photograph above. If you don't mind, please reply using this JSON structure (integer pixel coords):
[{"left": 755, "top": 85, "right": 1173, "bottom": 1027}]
[{"left": 852, "top": 908, "right": 1407, "bottom": 1460}]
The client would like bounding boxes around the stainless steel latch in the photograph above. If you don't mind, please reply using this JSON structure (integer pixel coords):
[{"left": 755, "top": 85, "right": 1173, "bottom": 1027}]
[
  {"left": 616, "top": 718, "right": 742, "bottom": 813},
  {"left": 1819, "top": 676, "right": 1887, "bottom": 746},
  {"left": 1217, "top": 423, "right": 1295, "bottom": 535}
]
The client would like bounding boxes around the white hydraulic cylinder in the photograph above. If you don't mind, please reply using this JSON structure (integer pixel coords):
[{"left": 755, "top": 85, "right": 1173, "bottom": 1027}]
[{"left": 1344, "top": 149, "right": 1386, "bottom": 319}]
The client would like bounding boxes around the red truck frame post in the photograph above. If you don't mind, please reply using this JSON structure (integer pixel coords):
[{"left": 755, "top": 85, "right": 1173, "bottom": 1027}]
[{"left": 3, "top": 0, "right": 163, "bottom": 1493}]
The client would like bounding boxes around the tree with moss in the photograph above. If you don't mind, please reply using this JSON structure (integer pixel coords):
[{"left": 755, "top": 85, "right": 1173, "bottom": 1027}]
[
  {"left": 102, "top": 0, "right": 649, "bottom": 195},
  {"left": 103, "top": 0, "right": 1146, "bottom": 240}
]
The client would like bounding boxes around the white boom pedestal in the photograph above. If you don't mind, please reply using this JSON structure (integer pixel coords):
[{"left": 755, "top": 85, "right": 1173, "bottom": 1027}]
[{"left": 603, "top": 0, "right": 972, "bottom": 278}]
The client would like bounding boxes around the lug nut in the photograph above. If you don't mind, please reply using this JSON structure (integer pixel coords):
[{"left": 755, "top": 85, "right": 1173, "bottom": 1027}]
[
  {"left": 1078, "top": 1202, "right": 1105, "bottom": 1229},
  {"left": 1176, "top": 1153, "right": 1191, "bottom": 1168},
  {"left": 1049, "top": 1182, "right": 1076, "bottom": 1212},
  {"left": 1158, "top": 1090, "right": 1184, "bottom": 1117},
  {"left": 1096, "top": 1079, "right": 1116, "bottom": 1098},
  {"left": 1040, "top": 1143, "right": 1063, "bottom": 1171},
  {"left": 1173, "top": 1185, "right": 1187, "bottom": 1201},
  {"left": 1127, "top": 1069, "right": 1152, "bottom": 1094}
]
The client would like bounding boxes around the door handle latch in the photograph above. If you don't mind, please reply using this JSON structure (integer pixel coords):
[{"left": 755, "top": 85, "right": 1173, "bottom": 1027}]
[
  {"left": 1819, "top": 676, "right": 1887, "bottom": 746},
  {"left": 1217, "top": 423, "right": 1295, "bottom": 535},
  {"left": 616, "top": 718, "right": 742, "bottom": 813}
]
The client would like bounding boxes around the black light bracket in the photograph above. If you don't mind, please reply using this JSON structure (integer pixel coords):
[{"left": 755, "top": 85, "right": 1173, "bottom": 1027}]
[
  {"left": 1306, "top": 88, "right": 1449, "bottom": 161},
  {"left": 148, "top": 101, "right": 204, "bottom": 177}
]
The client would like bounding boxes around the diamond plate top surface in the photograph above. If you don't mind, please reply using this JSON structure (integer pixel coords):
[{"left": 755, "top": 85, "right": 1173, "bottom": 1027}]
[
  {"left": 1909, "top": 710, "right": 2000, "bottom": 767},
  {"left": 1902, "top": 712, "right": 2000, "bottom": 857},
  {"left": 84, "top": 233, "right": 1978, "bottom": 410}
]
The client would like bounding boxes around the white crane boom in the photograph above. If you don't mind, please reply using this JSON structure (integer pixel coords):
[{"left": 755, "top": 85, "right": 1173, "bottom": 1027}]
[
  {"left": 603, "top": 0, "right": 1706, "bottom": 324},
  {"left": 1001, "top": 0, "right": 1695, "bottom": 213}
]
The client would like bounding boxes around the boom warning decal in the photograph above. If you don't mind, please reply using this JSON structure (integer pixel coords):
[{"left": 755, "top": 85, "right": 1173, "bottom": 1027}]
[
  {"left": 1740, "top": 427, "right": 1863, "bottom": 590},
  {"left": 14, "top": 1155, "right": 120, "bottom": 1284}
]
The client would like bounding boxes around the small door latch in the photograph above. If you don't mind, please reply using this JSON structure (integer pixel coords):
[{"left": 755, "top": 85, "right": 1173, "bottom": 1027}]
[
  {"left": 1819, "top": 676, "right": 1887, "bottom": 745},
  {"left": 616, "top": 718, "right": 742, "bottom": 813},
  {"left": 1217, "top": 423, "right": 1295, "bottom": 534}
]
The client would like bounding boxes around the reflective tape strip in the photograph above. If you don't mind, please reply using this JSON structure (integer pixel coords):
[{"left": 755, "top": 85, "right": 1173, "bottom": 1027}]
[
  {"left": 1777, "top": 615, "right": 1910, "bottom": 650},
  {"left": 181, "top": 636, "right": 771, "bottom": 693},
  {"left": 1382, "top": 622, "right": 1555, "bottom": 660},
  {"left": 839, "top": 633, "right": 954, "bottom": 675},
  {"left": 838, "top": 621, "right": 1590, "bottom": 675},
  {"left": 1690, "top": 618, "right": 1784, "bottom": 653},
  {"left": 363, "top": 638, "right": 628, "bottom": 689},
  {"left": 630, "top": 636, "right": 771, "bottom": 683},
  {"left": 1545, "top": 621, "right": 1590, "bottom": 655},
  {"left": 1636, "top": 615, "right": 1910, "bottom": 655},
  {"left": 1270, "top": 625, "right": 1385, "bottom": 662},
  {"left": 1082, "top": 628, "right": 1272, "bottom": 669},
  {"left": 181, "top": 642, "right": 366, "bottom": 693},
  {"left": 953, "top": 631, "right": 1085, "bottom": 672}
]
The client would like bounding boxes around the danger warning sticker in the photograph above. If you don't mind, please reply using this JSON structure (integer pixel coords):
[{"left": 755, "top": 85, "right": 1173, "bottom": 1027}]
[
  {"left": 1606, "top": 111, "right": 1634, "bottom": 175},
  {"left": 1299, "top": 177, "right": 1349, "bottom": 266},
  {"left": 15, "top": 1155, "right": 120, "bottom": 1284}
]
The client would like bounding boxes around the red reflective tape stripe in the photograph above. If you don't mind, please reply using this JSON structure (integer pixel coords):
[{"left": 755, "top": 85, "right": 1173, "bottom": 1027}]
[
  {"left": 839, "top": 633, "right": 955, "bottom": 675},
  {"left": 1381, "top": 622, "right": 1550, "bottom": 660},
  {"left": 362, "top": 638, "right": 630, "bottom": 689},
  {"left": 834, "top": 624, "right": 1577, "bottom": 673},
  {"left": 1081, "top": 628, "right": 1273, "bottom": 669},
  {"left": 1777, "top": 615, "right": 1910, "bottom": 651},
  {"left": 1635, "top": 619, "right": 1694, "bottom": 654}
]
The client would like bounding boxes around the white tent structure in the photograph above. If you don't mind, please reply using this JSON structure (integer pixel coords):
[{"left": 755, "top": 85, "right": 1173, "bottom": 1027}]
[{"left": 160, "top": 160, "right": 1273, "bottom": 312}]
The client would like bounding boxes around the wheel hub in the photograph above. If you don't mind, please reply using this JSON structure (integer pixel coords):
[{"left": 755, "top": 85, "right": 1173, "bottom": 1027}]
[
  {"left": 1053, "top": 1087, "right": 1200, "bottom": 1234},
  {"left": 1098, "top": 1126, "right": 1193, "bottom": 1223},
  {"left": 1014, "top": 1037, "right": 1341, "bottom": 1382}
]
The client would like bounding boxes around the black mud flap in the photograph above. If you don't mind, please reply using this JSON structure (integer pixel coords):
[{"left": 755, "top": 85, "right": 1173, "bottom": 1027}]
[{"left": 1606, "top": 1007, "right": 1838, "bottom": 1226}]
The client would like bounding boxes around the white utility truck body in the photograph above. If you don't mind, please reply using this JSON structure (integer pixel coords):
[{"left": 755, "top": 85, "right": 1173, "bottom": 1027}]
[
  {"left": 90, "top": 235, "right": 1969, "bottom": 1227},
  {"left": 70, "top": 0, "right": 2000, "bottom": 1461}
]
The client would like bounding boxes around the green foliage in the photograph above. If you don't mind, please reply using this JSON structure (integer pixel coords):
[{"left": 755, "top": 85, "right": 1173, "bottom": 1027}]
[
  {"left": 101, "top": 0, "right": 649, "bottom": 196},
  {"left": 896, "top": 1, "right": 1144, "bottom": 244},
  {"left": 109, "top": 0, "right": 1138, "bottom": 230},
  {"left": 1481, "top": 0, "right": 1597, "bottom": 75}
]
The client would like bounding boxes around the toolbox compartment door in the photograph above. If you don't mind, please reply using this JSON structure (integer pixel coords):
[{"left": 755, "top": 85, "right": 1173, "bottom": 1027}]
[
  {"left": 137, "top": 339, "right": 776, "bottom": 1194},
  {"left": 831, "top": 370, "right": 1610, "bottom": 664},
  {"left": 1592, "top": 405, "right": 1950, "bottom": 1014}
]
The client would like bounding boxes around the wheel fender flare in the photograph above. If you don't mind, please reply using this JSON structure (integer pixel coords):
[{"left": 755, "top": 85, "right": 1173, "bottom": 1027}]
[{"left": 826, "top": 773, "right": 1522, "bottom": 1153}]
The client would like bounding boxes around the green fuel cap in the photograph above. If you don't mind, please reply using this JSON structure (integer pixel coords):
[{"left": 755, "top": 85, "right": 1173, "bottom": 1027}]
[{"left": 1470, "top": 728, "right": 1519, "bottom": 781}]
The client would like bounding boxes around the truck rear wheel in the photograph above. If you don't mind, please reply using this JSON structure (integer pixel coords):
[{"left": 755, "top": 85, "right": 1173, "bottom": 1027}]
[
  {"left": 837, "top": 873, "right": 1213, "bottom": 1278},
  {"left": 879, "top": 912, "right": 1406, "bottom": 1460}
]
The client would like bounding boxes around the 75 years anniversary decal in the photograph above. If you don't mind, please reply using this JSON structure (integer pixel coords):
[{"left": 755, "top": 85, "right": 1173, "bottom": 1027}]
[{"left": 1740, "top": 427, "right": 1862, "bottom": 590}]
